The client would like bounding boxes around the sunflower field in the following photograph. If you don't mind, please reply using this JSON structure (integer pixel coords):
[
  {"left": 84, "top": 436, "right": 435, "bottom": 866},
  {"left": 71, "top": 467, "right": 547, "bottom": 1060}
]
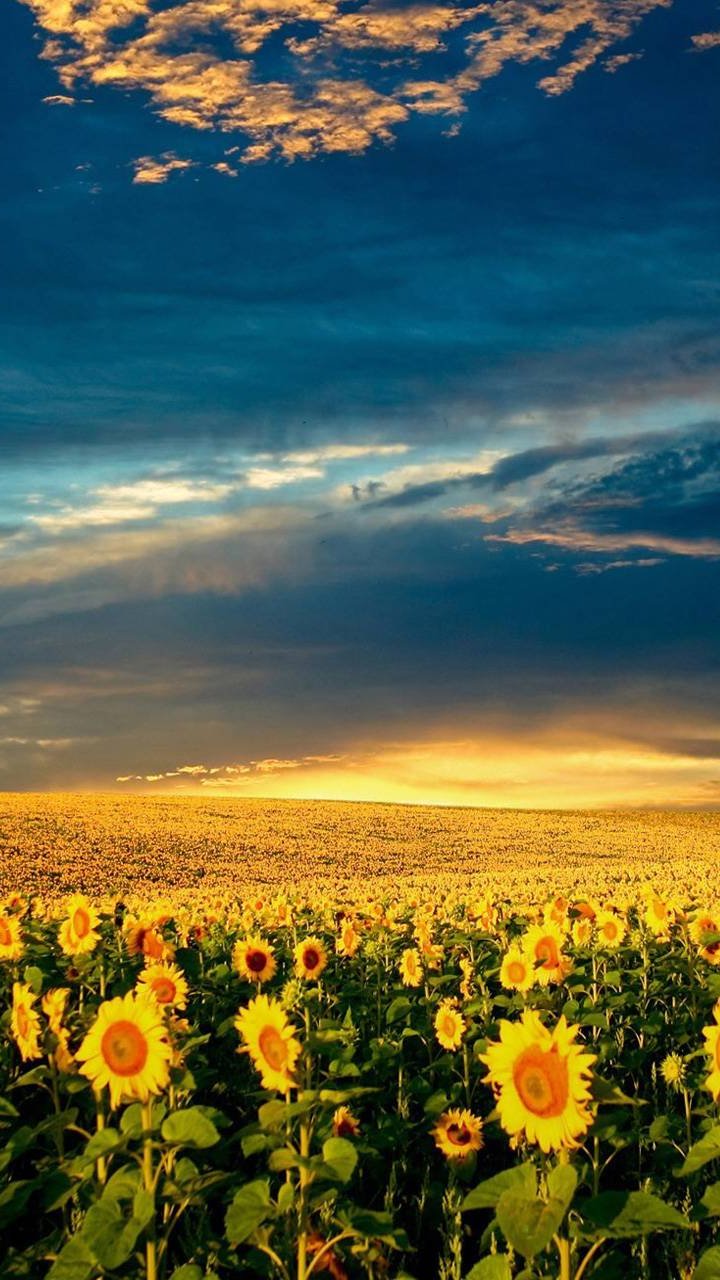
[{"left": 3, "top": 885, "right": 720, "bottom": 1280}]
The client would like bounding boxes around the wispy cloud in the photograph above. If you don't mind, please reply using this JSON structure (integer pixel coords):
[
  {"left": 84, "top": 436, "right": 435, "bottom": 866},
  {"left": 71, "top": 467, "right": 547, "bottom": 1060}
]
[{"left": 132, "top": 153, "right": 194, "bottom": 185}]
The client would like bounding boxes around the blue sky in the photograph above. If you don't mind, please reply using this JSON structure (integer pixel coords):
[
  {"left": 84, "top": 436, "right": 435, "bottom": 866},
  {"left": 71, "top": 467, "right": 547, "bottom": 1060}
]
[{"left": 1, "top": 0, "right": 719, "bottom": 805}]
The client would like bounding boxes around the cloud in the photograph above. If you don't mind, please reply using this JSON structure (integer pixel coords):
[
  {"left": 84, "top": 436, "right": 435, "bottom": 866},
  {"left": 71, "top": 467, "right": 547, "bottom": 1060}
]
[
  {"left": 27, "top": 476, "right": 236, "bottom": 532},
  {"left": 20, "top": 0, "right": 665, "bottom": 164},
  {"left": 691, "top": 32, "right": 720, "bottom": 50},
  {"left": 132, "top": 153, "right": 195, "bottom": 184}
]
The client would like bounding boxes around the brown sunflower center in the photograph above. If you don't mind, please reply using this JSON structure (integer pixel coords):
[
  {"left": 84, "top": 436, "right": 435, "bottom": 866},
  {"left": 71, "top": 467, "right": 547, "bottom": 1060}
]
[
  {"left": 508, "top": 960, "right": 526, "bottom": 984},
  {"left": 72, "top": 907, "right": 91, "bottom": 939},
  {"left": 101, "top": 1020, "right": 149, "bottom": 1076},
  {"left": 535, "top": 937, "right": 560, "bottom": 968},
  {"left": 440, "top": 1013, "right": 457, "bottom": 1037},
  {"left": 513, "top": 1044, "right": 569, "bottom": 1117},
  {"left": 603, "top": 921, "right": 618, "bottom": 940},
  {"left": 246, "top": 949, "right": 268, "bottom": 974},
  {"left": 0, "top": 918, "right": 12, "bottom": 946},
  {"left": 447, "top": 1123, "right": 471, "bottom": 1146},
  {"left": 303, "top": 948, "right": 320, "bottom": 970},
  {"left": 151, "top": 978, "right": 176, "bottom": 1004},
  {"left": 258, "top": 1025, "right": 288, "bottom": 1071}
]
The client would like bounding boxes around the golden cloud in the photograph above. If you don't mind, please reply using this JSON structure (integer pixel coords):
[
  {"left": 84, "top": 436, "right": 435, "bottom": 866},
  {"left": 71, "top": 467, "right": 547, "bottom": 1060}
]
[{"left": 19, "top": 0, "right": 667, "bottom": 165}]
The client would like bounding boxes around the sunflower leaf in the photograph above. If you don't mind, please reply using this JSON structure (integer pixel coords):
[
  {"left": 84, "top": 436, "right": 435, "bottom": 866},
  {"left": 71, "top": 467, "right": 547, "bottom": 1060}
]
[
  {"left": 678, "top": 1127, "right": 720, "bottom": 1177},
  {"left": 581, "top": 1190, "right": 692, "bottom": 1236},
  {"left": 225, "top": 1178, "right": 273, "bottom": 1245},
  {"left": 495, "top": 1191, "right": 566, "bottom": 1259},
  {"left": 462, "top": 1162, "right": 536, "bottom": 1211},
  {"left": 161, "top": 1107, "right": 220, "bottom": 1149}
]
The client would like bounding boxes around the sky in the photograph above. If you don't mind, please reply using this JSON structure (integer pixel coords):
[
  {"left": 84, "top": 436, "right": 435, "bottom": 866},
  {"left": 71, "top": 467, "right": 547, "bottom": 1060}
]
[{"left": 1, "top": 0, "right": 719, "bottom": 808}]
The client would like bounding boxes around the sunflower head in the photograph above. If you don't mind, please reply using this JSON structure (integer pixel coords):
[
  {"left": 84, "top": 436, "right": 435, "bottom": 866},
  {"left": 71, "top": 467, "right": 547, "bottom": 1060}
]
[
  {"left": 660, "top": 1052, "right": 686, "bottom": 1090},
  {"left": 333, "top": 1105, "right": 360, "bottom": 1138},
  {"left": 233, "top": 937, "right": 277, "bottom": 984},
  {"left": 294, "top": 936, "right": 328, "bottom": 981},
  {"left": 235, "top": 993, "right": 302, "bottom": 1092},
  {"left": 11, "top": 982, "right": 43, "bottom": 1062},
  {"left": 58, "top": 894, "right": 101, "bottom": 957},
  {"left": 434, "top": 1000, "right": 466, "bottom": 1051},
  {"left": 500, "top": 947, "right": 534, "bottom": 993},
  {"left": 0, "top": 913, "right": 24, "bottom": 961},
  {"left": 481, "top": 1009, "right": 596, "bottom": 1153},
  {"left": 137, "top": 962, "right": 189, "bottom": 1009},
  {"left": 399, "top": 947, "right": 423, "bottom": 988},
  {"left": 432, "top": 1108, "right": 483, "bottom": 1161},
  {"left": 76, "top": 991, "right": 172, "bottom": 1109}
]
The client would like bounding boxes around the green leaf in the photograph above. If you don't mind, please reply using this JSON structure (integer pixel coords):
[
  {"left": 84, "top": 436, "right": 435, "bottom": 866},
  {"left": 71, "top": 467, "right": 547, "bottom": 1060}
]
[
  {"left": 101, "top": 1166, "right": 141, "bottom": 1203},
  {"left": 84, "top": 1127, "right": 123, "bottom": 1161},
  {"left": 169, "top": 1267, "right": 204, "bottom": 1280},
  {"left": 0, "top": 1180, "right": 35, "bottom": 1228},
  {"left": 547, "top": 1164, "right": 578, "bottom": 1214},
  {"left": 464, "top": 1258, "right": 513, "bottom": 1280},
  {"left": 342, "top": 1208, "right": 410, "bottom": 1248},
  {"left": 258, "top": 1099, "right": 288, "bottom": 1130},
  {"left": 80, "top": 1200, "right": 147, "bottom": 1269},
  {"left": 679, "top": 1127, "right": 720, "bottom": 1176},
  {"left": 321, "top": 1136, "right": 358, "bottom": 1183},
  {"left": 268, "top": 1147, "right": 301, "bottom": 1172},
  {"left": 225, "top": 1179, "right": 273, "bottom": 1244},
  {"left": 387, "top": 997, "right": 412, "bottom": 1025},
  {"left": 695, "top": 1246, "right": 720, "bottom": 1279},
  {"left": 278, "top": 1182, "right": 295, "bottom": 1213},
  {"left": 495, "top": 1192, "right": 566, "bottom": 1260},
  {"left": 161, "top": 1107, "right": 220, "bottom": 1149},
  {"left": 23, "top": 965, "right": 43, "bottom": 994},
  {"left": 46, "top": 1237, "right": 96, "bottom": 1280},
  {"left": 462, "top": 1162, "right": 536, "bottom": 1211},
  {"left": 582, "top": 1191, "right": 692, "bottom": 1237},
  {"left": 591, "top": 1075, "right": 645, "bottom": 1107},
  {"left": 699, "top": 1183, "right": 720, "bottom": 1218}
]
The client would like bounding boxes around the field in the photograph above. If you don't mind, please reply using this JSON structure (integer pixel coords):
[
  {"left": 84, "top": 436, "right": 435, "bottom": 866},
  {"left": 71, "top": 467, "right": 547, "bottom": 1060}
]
[{"left": 2, "top": 796, "right": 720, "bottom": 1280}]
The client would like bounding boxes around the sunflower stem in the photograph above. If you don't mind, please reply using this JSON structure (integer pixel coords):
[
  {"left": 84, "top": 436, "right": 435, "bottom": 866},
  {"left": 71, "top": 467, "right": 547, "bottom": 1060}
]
[
  {"left": 142, "top": 1099, "right": 158, "bottom": 1280},
  {"left": 297, "top": 1119, "right": 311, "bottom": 1280}
]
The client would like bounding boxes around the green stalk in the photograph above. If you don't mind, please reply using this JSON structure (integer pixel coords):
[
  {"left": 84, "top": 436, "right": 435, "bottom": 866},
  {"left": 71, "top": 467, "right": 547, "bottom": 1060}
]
[{"left": 142, "top": 1099, "right": 157, "bottom": 1280}]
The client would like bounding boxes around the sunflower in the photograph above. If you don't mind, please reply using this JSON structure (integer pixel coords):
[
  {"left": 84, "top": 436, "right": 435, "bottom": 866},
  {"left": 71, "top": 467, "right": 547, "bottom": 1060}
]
[
  {"left": 594, "top": 910, "right": 627, "bottom": 950},
  {"left": 522, "top": 922, "right": 571, "bottom": 986},
  {"left": 0, "top": 912, "right": 24, "bottom": 961},
  {"left": 76, "top": 991, "right": 172, "bottom": 1109},
  {"left": 58, "top": 894, "right": 101, "bottom": 957},
  {"left": 233, "top": 937, "right": 277, "bottom": 985},
  {"left": 432, "top": 1108, "right": 483, "bottom": 1161},
  {"left": 571, "top": 919, "right": 593, "bottom": 947},
  {"left": 643, "top": 892, "right": 675, "bottom": 938},
  {"left": 235, "top": 993, "right": 302, "bottom": 1092},
  {"left": 690, "top": 909, "right": 720, "bottom": 946},
  {"left": 499, "top": 947, "right": 535, "bottom": 994},
  {"left": 336, "top": 920, "right": 361, "bottom": 958},
  {"left": 434, "top": 1000, "right": 466, "bottom": 1051},
  {"left": 333, "top": 1105, "right": 360, "bottom": 1137},
  {"left": 136, "top": 962, "right": 189, "bottom": 1010},
  {"left": 702, "top": 1007, "right": 720, "bottom": 1101},
  {"left": 294, "top": 936, "right": 328, "bottom": 981},
  {"left": 399, "top": 947, "right": 423, "bottom": 988},
  {"left": 660, "top": 1052, "right": 686, "bottom": 1090},
  {"left": 42, "top": 988, "right": 74, "bottom": 1072},
  {"left": 480, "top": 1009, "right": 596, "bottom": 1153},
  {"left": 124, "top": 919, "right": 174, "bottom": 962},
  {"left": 11, "top": 982, "right": 43, "bottom": 1061}
]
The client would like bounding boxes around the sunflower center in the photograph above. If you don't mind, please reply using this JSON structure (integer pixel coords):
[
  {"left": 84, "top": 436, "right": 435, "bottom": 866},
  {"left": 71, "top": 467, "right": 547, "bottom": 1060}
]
[
  {"left": 72, "top": 907, "right": 91, "bottom": 939},
  {"left": 16, "top": 1004, "right": 30, "bottom": 1038},
  {"left": 0, "top": 918, "right": 11, "bottom": 946},
  {"left": 258, "top": 1025, "right": 288, "bottom": 1070},
  {"left": 447, "top": 1123, "right": 471, "bottom": 1146},
  {"left": 151, "top": 978, "right": 176, "bottom": 1004},
  {"left": 508, "top": 961, "right": 526, "bottom": 984},
  {"left": 440, "top": 1013, "right": 457, "bottom": 1036},
  {"left": 535, "top": 937, "right": 560, "bottom": 968},
  {"left": 246, "top": 949, "right": 267, "bottom": 973},
  {"left": 101, "top": 1020, "right": 149, "bottom": 1076},
  {"left": 303, "top": 948, "right": 320, "bottom": 970},
  {"left": 603, "top": 921, "right": 618, "bottom": 940},
  {"left": 513, "top": 1044, "right": 569, "bottom": 1117}
]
